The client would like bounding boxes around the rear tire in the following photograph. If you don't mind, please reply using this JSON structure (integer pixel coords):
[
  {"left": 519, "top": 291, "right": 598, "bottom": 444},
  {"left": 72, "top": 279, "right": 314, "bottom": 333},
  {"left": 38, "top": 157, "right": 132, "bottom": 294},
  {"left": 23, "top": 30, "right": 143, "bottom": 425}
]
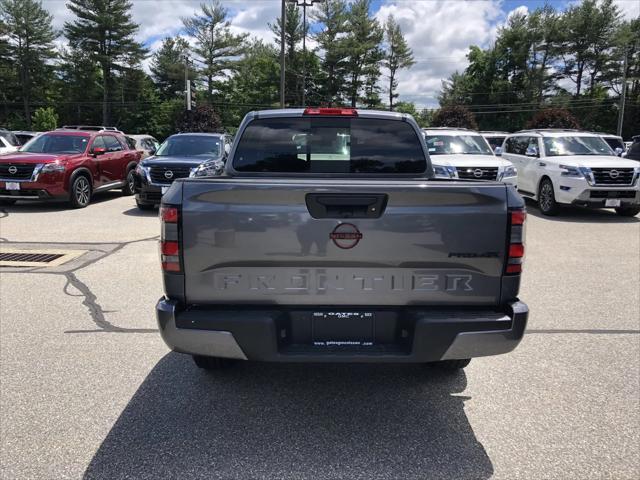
[
  {"left": 615, "top": 206, "right": 640, "bottom": 217},
  {"left": 429, "top": 359, "right": 471, "bottom": 371},
  {"left": 122, "top": 168, "right": 136, "bottom": 196},
  {"left": 136, "top": 200, "right": 154, "bottom": 211},
  {"left": 0, "top": 199, "right": 16, "bottom": 206},
  {"left": 538, "top": 178, "right": 559, "bottom": 216},
  {"left": 69, "top": 175, "right": 91, "bottom": 208},
  {"left": 192, "top": 355, "right": 236, "bottom": 371}
]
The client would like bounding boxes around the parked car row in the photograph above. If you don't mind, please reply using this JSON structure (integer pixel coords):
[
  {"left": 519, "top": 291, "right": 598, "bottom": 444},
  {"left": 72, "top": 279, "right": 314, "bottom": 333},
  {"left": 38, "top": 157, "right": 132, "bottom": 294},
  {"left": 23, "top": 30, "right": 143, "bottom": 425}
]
[{"left": 0, "top": 122, "right": 638, "bottom": 217}]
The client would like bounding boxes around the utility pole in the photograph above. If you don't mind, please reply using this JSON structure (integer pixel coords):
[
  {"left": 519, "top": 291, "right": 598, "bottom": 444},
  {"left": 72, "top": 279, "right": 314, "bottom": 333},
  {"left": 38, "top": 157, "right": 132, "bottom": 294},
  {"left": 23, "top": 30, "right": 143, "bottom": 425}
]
[
  {"left": 290, "top": 0, "right": 320, "bottom": 107},
  {"left": 280, "top": 0, "right": 286, "bottom": 108},
  {"left": 185, "top": 55, "right": 192, "bottom": 111},
  {"left": 617, "top": 45, "right": 628, "bottom": 137}
]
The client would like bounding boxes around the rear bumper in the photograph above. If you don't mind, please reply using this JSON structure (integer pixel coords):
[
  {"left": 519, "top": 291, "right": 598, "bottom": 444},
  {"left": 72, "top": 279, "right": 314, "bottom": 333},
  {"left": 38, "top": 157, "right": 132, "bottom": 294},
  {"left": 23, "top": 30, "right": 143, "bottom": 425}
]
[{"left": 156, "top": 299, "right": 529, "bottom": 363}]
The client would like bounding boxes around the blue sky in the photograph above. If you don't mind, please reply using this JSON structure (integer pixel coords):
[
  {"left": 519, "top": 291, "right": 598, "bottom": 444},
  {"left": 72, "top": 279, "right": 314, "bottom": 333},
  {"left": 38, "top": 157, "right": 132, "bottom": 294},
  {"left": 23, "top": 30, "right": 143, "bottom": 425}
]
[{"left": 43, "top": 0, "right": 639, "bottom": 107}]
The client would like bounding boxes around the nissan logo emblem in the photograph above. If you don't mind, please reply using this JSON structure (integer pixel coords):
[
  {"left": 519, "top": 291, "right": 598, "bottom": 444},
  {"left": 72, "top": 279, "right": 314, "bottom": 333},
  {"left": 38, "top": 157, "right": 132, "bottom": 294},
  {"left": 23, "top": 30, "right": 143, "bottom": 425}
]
[
  {"left": 8, "top": 166, "right": 17, "bottom": 174},
  {"left": 330, "top": 223, "right": 363, "bottom": 249},
  {"left": 609, "top": 169, "right": 620, "bottom": 179},
  {"left": 164, "top": 170, "right": 174, "bottom": 179},
  {"left": 473, "top": 168, "right": 484, "bottom": 178}
]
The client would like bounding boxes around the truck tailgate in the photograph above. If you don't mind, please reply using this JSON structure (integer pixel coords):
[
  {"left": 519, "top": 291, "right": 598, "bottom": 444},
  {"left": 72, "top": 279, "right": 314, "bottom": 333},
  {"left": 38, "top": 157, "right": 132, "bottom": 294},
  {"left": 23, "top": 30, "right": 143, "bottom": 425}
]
[{"left": 180, "top": 179, "right": 508, "bottom": 306}]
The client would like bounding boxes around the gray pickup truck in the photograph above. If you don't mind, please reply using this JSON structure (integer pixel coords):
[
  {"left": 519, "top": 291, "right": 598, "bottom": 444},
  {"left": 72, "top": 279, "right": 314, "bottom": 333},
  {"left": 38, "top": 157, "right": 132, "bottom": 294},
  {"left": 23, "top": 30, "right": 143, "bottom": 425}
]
[{"left": 156, "top": 108, "right": 528, "bottom": 372}]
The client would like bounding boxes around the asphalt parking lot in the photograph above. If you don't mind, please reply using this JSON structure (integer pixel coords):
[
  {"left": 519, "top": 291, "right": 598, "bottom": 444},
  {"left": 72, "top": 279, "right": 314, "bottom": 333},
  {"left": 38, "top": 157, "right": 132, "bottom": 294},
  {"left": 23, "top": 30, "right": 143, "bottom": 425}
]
[{"left": 0, "top": 191, "right": 638, "bottom": 480}]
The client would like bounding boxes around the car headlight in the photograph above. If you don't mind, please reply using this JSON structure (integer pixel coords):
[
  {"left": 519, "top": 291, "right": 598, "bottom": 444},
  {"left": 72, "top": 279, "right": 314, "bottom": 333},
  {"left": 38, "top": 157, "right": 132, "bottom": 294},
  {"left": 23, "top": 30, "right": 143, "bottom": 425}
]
[
  {"left": 432, "top": 164, "right": 458, "bottom": 179},
  {"left": 190, "top": 160, "right": 224, "bottom": 178},
  {"left": 559, "top": 164, "right": 587, "bottom": 177},
  {"left": 41, "top": 162, "right": 65, "bottom": 173},
  {"left": 500, "top": 165, "right": 517, "bottom": 179},
  {"left": 135, "top": 164, "right": 149, "bottom": 176}
]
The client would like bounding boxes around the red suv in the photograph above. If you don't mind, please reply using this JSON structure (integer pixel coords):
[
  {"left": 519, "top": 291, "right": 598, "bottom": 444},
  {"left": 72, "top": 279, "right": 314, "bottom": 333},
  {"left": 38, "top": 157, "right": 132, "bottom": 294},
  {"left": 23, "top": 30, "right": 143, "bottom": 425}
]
[{"left": 0, "top": 129, "right": 141, "bottom": 208}]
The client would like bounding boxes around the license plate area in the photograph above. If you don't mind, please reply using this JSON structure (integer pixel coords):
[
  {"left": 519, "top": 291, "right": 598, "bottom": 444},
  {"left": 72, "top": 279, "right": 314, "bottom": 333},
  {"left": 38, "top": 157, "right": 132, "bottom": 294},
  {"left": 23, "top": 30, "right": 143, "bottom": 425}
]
[
  {"left": 605, "top": 199, "right": 621, "bottom": 207},
  {"left": 279, "top": 310, "right": 413, "bottom": 354},
  {"left": 312, "top": 311, "right": 374, "bottom": 346}
]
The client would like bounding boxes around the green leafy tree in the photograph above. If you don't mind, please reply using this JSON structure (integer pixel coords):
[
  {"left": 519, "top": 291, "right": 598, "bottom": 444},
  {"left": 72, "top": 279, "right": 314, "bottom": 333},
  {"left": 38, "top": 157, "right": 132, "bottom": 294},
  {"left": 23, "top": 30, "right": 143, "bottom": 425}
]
[
  {"left": 182, "top": 1, "right": 248, "bottom": 101},
  {"left": 526, "top": 108, "right": 579, "bottom": 129},
  {"left": 54, "top": 46, "right": 102, "bottom": 125},
  {"left": 31, "top": 106, "right": 57, "bottom": 130},
  {"left": 344, "top": 0, "right": 384, "bottom": 107},
  {"left": 64, "top": 0, "right": 147, "bottom": 125},
  {"left": 0, "top": 0, "right": 57, "bottom": 128},
  {"left": 559, "top": 0, "right": 621, "bottom": 96},
  {"left": 270, "top": 3, "right": 304, "bottom": 106},
  {"left": 220, "top": 40, "right": 280, "bottom": 127},
  {"left": 383, "top": 15, "right": 414, "bottom": 110},
  {"left": 432, "top": 105, "right": 478, "bottom": 129},
  {"left": 151, "top": 36, "right": 194, "bottom": 100},
  {"left": 313, "top": 0, "right": 349, "bottom": 106}
]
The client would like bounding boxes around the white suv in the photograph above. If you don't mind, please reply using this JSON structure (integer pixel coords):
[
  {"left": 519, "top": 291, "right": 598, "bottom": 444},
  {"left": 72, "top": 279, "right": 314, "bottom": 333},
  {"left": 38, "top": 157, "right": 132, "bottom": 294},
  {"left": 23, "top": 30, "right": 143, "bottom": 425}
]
[
  {"left": 501, "top": 130, "right": 640, "bottom": 217},
  {"left": 423, "top": 128, "right": 517, "bottom": 185}
]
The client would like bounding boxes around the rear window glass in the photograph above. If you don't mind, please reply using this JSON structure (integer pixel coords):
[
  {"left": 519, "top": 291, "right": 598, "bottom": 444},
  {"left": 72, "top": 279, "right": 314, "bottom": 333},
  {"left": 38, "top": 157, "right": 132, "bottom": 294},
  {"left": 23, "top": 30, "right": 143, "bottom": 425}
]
[{"left": 233, "top": 117, "right": 426, "bottom": 174}]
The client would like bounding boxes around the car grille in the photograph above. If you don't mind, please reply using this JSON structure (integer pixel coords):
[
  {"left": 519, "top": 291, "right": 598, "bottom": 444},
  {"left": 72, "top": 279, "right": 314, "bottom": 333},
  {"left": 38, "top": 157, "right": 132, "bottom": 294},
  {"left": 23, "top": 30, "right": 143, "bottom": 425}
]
[
  {"left": 149, "top": 166, "right": 192, "bottom": 184},
  {"left": 457, "top": 167, "right": 499, "bottom": 180},
  {"left": 591, "top": 168, "right": 635, "bottom": 185},
  {"left": 590, "top": 191, "right": 636, "bottom": 199},
  {"left": 0, "top": 164, "right": 35, "bottom": 180}
]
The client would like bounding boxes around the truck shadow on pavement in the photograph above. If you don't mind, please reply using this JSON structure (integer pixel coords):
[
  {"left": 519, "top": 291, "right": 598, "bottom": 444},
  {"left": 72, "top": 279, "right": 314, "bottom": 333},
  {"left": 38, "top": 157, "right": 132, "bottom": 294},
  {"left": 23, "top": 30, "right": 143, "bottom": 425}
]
[{"left": 84, "top": 353, "right": 493, "bottom": 480}]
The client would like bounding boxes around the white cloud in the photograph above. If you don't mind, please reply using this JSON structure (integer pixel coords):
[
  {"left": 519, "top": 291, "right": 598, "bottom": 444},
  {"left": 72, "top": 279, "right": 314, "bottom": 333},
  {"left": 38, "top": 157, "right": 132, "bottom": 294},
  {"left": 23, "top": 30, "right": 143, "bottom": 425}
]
[
  {"left": 613, "top": 0, "right": 640, "bottom": 19},
  {"left": 376, "top": 0, "right": 503, "bottom": 107},
  {"left": 39, "top": 0, "right": 638, "bottom": 108}
]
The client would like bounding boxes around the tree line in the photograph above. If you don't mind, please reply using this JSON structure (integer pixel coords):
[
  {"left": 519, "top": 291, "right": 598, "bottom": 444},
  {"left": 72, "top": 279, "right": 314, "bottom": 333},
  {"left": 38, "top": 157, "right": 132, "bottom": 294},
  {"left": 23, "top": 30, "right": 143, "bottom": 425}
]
[
  {"left": 438, "top": 0, "right": 639, "bottom": 138},
  {"left": 0, "top": 0, "right": 637, "bottom": 139},
  {"left": 0, "top": 0, "right": 415, "bottom": 138}
]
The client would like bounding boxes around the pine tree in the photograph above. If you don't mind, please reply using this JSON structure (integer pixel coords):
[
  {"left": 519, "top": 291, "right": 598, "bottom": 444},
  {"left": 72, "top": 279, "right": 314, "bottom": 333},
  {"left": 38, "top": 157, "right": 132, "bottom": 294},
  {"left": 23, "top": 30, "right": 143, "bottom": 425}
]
[
  {"left": 383, "top": 15, "right": 414, "bottom": 111},
  {"left": 64, "top": 0, "right": 147, "bottom": 125},
  {"left": 0, "top": 0, "right": 57, "bottom": 128},
  {"left": 270, "top": 3, "right": 303, "bottom": 106},
  {"left": 54, "top": 46, "right": 102, "bottom": 125},
  {"left": 182, "top": 0, "right": 248, "bottom": 101},
  {"left": 343, "top": 0, "right": 383, "bottom": 107},
  {"left": 313, "top": 0, "right": 349, "bottom": 106},
  {"left": 151, "top": 36, "right": 194, "bottom": 100}
]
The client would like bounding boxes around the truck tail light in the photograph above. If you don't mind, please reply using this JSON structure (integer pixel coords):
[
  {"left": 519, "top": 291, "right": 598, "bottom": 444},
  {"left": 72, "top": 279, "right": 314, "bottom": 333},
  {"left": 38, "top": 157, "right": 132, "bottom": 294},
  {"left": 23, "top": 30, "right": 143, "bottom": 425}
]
[
  {"left": 303, "top": 107, "right": 358, "bottom": 116},
  {"left": 506, "top": 208, "right": 526, "bottom": 275},
  {"left": 160, "top": 205, "right": 181, "bottom": 273}
]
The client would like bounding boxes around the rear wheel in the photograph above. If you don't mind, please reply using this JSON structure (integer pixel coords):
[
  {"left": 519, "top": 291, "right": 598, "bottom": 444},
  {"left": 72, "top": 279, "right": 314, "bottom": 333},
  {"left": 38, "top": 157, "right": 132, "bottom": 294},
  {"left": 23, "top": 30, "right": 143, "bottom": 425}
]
[
  {"left": 69, "top": 175, "right": 91, "bottom": 208},
  {"left": 538, "top": 178, "right": 559, "bottom": 216},
  {"left": 192, "top": 355, "right": 236, "bottom": 371},
  {"left": 122, "top": 168, "right": 136, "bottom": 196},
  {"left": 615, "top": 206, "right": 640, "bottom": 217},
  {"left": 136, "top": 200, "right": 154, "bottom": 211},
  {"left": 429, "top": 359, "right": 471, "bottom": 371},
  {"left": 0, "top": 199, "right": 16, "bottom": 206}
]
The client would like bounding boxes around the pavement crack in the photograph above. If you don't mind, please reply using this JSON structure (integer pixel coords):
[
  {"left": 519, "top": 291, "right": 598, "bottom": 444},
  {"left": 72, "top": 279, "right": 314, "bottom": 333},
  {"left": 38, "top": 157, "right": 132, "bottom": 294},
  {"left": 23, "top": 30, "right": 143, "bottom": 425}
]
[{"left": 63, "top": 271, "right": 156, "bottom": 334}]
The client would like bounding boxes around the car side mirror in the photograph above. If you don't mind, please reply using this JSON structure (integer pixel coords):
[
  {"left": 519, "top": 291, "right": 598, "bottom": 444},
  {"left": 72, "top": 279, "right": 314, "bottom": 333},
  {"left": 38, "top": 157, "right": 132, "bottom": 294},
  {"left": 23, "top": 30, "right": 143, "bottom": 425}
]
[
  {"left": 92, "top": 147, "right": 106, "bottom": 156},
  {"left": 525, "top": 146, "right": 538, "bottom": 157},
  {"left": 615, "top": 147, "right": 623, "bottom": 156},
  {"left": 494, "top": 146, "right": 502, "bottom": 156}
]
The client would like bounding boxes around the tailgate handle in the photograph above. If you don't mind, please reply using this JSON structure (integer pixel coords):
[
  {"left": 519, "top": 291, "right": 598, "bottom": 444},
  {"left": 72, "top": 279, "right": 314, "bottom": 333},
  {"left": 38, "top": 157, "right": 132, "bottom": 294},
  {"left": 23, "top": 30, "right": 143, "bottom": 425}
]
[{"left": 305, "top": 193, "right": 387, "bottom": 219}]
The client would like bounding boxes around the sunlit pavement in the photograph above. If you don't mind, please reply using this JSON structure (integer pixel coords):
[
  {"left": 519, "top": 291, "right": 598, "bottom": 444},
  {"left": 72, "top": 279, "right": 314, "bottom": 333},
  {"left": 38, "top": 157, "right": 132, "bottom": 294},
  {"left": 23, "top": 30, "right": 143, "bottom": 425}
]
[{"left": 1, "top": 193, "right": 638, "bottom": 479}]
